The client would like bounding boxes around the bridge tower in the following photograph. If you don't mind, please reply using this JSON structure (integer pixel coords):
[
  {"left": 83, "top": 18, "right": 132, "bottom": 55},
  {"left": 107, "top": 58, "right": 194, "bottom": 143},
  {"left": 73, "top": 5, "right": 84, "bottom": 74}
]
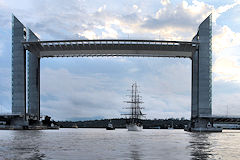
[
  {"left": 191, "top": 15, "right": 214, "bottom": 131},
  {"left": 27, "top": 29, "right": 40, "bottom": 120},
  {"left": 12, "top": 15, "right": 41, "bottom": 124},
  {"left": 11, "top": 15, "right": 27, "bottom": 126}
]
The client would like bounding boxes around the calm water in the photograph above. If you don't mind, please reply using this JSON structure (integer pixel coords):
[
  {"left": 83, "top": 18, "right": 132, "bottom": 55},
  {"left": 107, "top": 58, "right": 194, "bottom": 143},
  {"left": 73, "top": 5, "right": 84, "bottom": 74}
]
[{"left": 0, "top": 129, "right": 240, "bottom": 160}]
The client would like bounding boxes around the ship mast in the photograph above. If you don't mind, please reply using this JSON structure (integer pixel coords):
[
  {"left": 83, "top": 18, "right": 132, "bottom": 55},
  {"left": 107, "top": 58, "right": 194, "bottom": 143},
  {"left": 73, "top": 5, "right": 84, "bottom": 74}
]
[{"left": 122, "top": 83, "right": 145, "bottom": 120}]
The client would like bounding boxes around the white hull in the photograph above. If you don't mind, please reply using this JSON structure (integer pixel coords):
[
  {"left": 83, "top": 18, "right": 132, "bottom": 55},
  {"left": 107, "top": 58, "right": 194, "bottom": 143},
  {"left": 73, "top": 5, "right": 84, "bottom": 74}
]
[{"left": 126, "top": 124, "right": 143, "bottom": 131}]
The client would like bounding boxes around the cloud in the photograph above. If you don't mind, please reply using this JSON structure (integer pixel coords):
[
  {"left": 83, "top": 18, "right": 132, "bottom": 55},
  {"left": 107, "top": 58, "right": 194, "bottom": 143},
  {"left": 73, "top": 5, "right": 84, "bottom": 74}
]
[
  {"left": 100, "top": 25, "right": 118, "bottom": 39},
  {"left": 0, "top": 43, "right": 2, "bottom": 56},
  {"left": 0, "top": 67, "right": 11, "bottom": 113},
  {"left": 0, "top": 1, "right": 11, "bottom": 28},
  {"left": 133, "top": 4, "right": 142, "bottom": 13},
  {"left": 213, "top": 25, "right": 240, "bottom": 54},
  {"left": 0, "top": 104, "right": 10, "bottom": 113},
  {"left": 212, "top": 25, "right": 240, "bottom": 83},
  {"left": 0, "top": 67, "right": 11, "bottom": 88},
  {"left": 40, "top": 68, "right": 124, "bottom": 120},
  {"left": 212, "top": 1, "right": 240, "bottom": 23},
  {"left": 213, "top": 92, "right": 240, "bottom": 116},
  {"left": 78, "top": 30, "right": 99, "bottom": 39},
  {"left": 139, "top": 0, "right": 239, "bottom": 40},
  {"left": 136, "top": 61, "right": 191, "bottom": 119},
  {"left": 161, "top": 0, "right": 170, "bottom": 6},
  {"left": 1, "top": 0, "right": 238, "bottom": 42},
  {"left": 139, "top": 1, "right": 212, "bottom": 40},
  {"left": 213, "top": 57, "right": 240, "bottom": 83},
  {"left": 97, "top": 4, "right": 106, "bottom": 13},
  {"left": 128, "top": 68, "right": 139, "bottom": 73},
  {"left": 40, "top": 58, "right": 192, "bottom": 120}
]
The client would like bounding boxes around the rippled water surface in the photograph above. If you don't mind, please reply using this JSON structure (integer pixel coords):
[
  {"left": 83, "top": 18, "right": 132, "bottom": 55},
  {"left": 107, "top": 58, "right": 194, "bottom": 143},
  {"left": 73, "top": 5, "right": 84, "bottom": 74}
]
[{"left": 0, "top": 129, "right": 240, "bottom": 160}]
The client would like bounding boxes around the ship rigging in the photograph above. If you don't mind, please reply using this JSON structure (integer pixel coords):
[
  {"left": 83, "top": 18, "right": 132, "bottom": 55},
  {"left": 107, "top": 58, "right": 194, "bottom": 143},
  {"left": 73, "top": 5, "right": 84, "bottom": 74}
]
[{"left": 122, "top": 83, "right": 146, "bottom": 131}]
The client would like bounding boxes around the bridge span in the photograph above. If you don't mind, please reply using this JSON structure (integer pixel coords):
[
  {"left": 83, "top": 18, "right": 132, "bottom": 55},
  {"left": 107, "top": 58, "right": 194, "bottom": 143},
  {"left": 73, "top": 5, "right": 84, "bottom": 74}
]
[{"left": 23, "top": 39, "right": 198, "bottom": 58}]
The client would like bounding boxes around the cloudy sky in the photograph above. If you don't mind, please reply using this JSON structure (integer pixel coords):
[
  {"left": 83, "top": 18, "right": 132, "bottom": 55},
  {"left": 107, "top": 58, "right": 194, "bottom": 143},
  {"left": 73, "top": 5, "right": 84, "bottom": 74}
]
[{"left": 0, "top": 0, "right": 240, "bottom": 120}]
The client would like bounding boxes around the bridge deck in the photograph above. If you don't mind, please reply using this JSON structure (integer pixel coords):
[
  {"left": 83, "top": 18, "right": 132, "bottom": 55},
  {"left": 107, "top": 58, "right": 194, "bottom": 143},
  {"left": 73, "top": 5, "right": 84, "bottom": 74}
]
[
  {"left": 201, "top": 115, "right": 240, "bottom": 123},
  {"left": 23, "top": 39, "right": 198, "bottom": 58}
]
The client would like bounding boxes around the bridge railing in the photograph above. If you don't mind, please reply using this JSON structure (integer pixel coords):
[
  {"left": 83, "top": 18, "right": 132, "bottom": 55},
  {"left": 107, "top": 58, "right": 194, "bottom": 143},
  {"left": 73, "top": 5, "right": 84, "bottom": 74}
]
[{"left": 23, "top": 39, "right": 198, "bottom": 47}]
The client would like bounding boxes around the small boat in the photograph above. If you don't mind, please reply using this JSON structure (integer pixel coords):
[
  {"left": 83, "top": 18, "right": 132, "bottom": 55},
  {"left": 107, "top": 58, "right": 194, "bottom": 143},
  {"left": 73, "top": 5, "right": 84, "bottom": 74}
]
[
  {"left": 72, "top": 123, "right": 78, "bottom": 128},
  {"left": 168, "top": 121, "right": 174, "bottom": 129},
  {"left": 106, "top": 120, "right": 115, "bottom": 130},
  {"left": 122, "top": 83, "right": 146, "bottom": 131}
]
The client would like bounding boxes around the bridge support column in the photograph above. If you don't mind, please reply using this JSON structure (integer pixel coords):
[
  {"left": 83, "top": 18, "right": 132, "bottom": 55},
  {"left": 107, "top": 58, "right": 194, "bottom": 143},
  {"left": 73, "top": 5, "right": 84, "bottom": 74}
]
[
  {"left": 189, "top": 14, "right": 221, "bottom": 132},
  {"left": 12, "top": 15, "right": 27, "bottom": 120},
  {"left": 27, "top": 29, "right": 40, "bottom": 121},
  {"left": 11, "top": 15, "right": 29, "bottom": 127}
]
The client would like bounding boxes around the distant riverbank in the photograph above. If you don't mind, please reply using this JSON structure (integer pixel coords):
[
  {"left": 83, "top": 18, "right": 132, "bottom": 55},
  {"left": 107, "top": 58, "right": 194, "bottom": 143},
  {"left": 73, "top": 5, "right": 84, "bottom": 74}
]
[{"left": 57, "top": 118, "right": 190, "bottom": 129}]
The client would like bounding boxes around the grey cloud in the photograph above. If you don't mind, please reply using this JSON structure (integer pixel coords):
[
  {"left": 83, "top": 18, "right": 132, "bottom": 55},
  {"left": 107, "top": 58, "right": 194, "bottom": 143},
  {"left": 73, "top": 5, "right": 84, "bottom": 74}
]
[
  {"left": 213, "top": 92, "right": 240, "bottom": 116},
  {"left": 119, "top": 13, "right": 141, "bottom": 24},
  {"left": 0, "top": 68, "right": 11, "bottom": 112},
  {"left": 0, "top": 0, "right": 211, "bottom": 41},
  {"left": 0, "top": 3, "right": 11, "bottom": 28},
  {"left": 8, "top": 0, "right": 88, "bottom": 39},
  {"left": 141, "top": 3, "right": 211, "bottom": 31},
  {"left": 40, "top": 68, "right": 124, "bottom": 120},
  {"left": 38, "top": 57, "right": 194, "bottom": 120}
]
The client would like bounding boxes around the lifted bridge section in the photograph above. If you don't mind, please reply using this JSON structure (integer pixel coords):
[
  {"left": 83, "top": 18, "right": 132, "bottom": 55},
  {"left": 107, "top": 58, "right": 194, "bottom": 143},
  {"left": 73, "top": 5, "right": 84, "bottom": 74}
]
[{"left": 23, "top": 39, "right": 197, "bottom": 58}]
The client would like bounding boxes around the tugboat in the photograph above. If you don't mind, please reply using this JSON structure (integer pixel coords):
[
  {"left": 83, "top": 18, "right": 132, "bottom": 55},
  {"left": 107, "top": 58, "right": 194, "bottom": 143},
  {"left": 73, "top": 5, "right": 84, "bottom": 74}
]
[
  {"left": 168, "top": 121, "right": 174, "bottom": 129},
  {"left": 106, "top": 120, "right": 115, "bottom": 130},
  {"left": 122, "top": 83, "right": 145, "bottom": 131}
]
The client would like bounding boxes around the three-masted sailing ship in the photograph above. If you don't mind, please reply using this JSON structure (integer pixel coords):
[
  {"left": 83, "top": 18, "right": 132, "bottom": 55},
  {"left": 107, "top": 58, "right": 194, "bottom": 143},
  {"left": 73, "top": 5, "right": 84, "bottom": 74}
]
[{"left": 122, "top": 83, "right": 145, "bottom": 131}]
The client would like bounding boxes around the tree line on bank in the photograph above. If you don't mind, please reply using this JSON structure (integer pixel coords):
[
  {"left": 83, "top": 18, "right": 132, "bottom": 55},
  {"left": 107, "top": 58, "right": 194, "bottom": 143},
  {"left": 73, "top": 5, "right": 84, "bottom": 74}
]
[{"left": 57, "top": 118, "right": 190, "bottom": 129}]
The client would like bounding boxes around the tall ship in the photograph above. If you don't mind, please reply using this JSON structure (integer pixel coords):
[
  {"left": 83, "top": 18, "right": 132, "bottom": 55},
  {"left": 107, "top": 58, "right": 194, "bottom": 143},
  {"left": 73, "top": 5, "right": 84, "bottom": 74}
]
[{"left": 122, "top": 83, "right": 145, "bottom": 131}]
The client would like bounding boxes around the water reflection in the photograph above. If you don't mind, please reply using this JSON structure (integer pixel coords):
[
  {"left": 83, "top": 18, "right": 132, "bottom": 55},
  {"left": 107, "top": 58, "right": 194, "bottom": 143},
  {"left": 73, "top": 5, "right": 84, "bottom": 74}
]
[
  {"left": 188, "top": 133, "right": 213, "bottom": 160},
  {"left": 129, "top": 144, "right": 142, "bottom": 160},
  {"left": 8, "top": 131, "right": 46, "bottom": 160},
  {"left": 2, "top": 129, "right": 240, "bottom": 160},
  {"left": 127, "top": 132, "right": 145, "bottom": 160}
]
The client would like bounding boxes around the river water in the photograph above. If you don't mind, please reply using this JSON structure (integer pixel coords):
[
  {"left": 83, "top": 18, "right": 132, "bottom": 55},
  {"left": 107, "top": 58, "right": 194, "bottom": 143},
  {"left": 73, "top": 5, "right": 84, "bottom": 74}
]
[{"left": 0, "top": 128, "right": 240, "bottom": 160}]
